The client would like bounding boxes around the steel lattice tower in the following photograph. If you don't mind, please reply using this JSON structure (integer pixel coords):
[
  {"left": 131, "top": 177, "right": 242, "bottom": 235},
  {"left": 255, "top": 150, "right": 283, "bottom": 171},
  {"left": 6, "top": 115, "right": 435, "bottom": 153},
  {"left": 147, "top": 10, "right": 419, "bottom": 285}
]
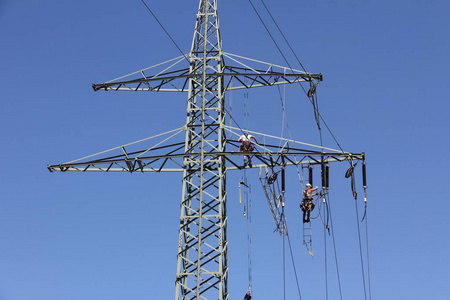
[
  {"left": 176, "top": 1, "right": 228, "bottom": 299},
  {"left": 48, "top": 1, "right": 364, "bottom": 299}
]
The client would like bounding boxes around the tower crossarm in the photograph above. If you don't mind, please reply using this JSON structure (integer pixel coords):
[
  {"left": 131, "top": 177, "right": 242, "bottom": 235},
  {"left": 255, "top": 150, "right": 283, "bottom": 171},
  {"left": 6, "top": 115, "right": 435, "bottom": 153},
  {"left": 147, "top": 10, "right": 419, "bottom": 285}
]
[
  {"left": 222, "top": 66, "right": 322, "bottom": 91},
  {"left": 47, "top": 139, "right": 363, "bottom": 173},
  {"left": 91, "top": 53, "right": 322, "bottom": 92},
  {"left": 92, "top": 68, "right": 322, "bottom": 92},
  {"left": 92, "top": 67, "right": 192, "bottom": 92}
]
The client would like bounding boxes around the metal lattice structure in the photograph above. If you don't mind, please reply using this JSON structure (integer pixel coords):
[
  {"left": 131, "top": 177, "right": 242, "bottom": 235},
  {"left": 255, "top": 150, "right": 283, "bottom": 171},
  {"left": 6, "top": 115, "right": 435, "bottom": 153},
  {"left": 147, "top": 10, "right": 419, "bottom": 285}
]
[{"left": 48, "top": 1, "right": 364, "bottom": 300}]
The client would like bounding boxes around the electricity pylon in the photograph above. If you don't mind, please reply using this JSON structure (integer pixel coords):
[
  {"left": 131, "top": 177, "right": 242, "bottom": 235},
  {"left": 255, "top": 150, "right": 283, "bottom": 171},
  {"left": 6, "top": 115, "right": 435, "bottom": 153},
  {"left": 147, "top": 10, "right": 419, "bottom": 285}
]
[{"left": 48, "top": 1, "right": 363, "bottom": 299}]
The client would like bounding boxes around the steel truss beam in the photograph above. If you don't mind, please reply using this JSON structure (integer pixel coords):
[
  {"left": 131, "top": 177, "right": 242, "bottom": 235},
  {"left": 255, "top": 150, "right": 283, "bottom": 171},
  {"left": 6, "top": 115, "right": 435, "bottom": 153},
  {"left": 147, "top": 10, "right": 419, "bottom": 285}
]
[
  {"left": 92, "top": 62, "right": 322, "bottom": 92},
  {"left": 47, "top": 142, "right": 363, "bottom": 173}
]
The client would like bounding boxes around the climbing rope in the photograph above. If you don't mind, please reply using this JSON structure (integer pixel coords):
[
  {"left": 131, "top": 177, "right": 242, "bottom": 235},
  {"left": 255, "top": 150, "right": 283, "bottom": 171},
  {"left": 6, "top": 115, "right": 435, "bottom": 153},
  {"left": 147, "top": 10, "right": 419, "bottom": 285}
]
[
  {"left": 240, "top": 163, "right": 253, "bottom": 290},
  {"left": 245, "top": 170, "right": 253, "bottom": 288},
  {"left": 242, "top": 80, "right": 253, "bottom": 291}
]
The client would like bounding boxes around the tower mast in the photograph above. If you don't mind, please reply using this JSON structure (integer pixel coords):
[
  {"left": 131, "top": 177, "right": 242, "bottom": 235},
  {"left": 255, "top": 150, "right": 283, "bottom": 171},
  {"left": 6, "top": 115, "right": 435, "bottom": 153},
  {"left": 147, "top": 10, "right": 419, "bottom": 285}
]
[{"left": 176, "top": 1, "right": 228, "bottom": 299}]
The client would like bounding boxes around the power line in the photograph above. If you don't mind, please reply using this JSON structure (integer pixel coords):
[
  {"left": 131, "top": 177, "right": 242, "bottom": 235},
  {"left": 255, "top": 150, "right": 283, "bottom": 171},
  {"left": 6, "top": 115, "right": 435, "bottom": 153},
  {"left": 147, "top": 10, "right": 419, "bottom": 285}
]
[
  {"left": 140, "top": 0, "right": 190, "bottom": 63},
  {"left": 324, "top": 200, "right": 329, "bottom": 300},
  {"left": 327, "top": 194, "right": 344, "bottom": 300},
  {"left": 365, "top": 203, "right": 372, "bottom": 300},
  {"left": 247, "top": 0, "right": 309, "bottom": 96},
  {"left": 286, "top": 232, "right": 304, "bottom": 300},
  {"left": 355, "top": 198, "right": 368, "bottom": 300},
  {"left": 258, "top": 0, "right": 308, "bottom": 73},
  {"left": 248, "top": 0, "right": 347, "bottom": 156}
]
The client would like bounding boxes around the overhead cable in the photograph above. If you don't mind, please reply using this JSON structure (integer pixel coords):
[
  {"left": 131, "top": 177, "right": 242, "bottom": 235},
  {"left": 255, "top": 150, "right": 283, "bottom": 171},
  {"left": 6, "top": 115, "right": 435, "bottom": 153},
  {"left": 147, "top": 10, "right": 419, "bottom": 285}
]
[
  {"left": 247, "top": 0, "right": 308, "bottom": 97},
  {"left": 354, "top": 198, "right": 368, "bottom": 300},
  {"left": 327, "top": 194, "right": 344, "bottom": 300},
  {"left": 140, "top": 0, "right": 190, "bottom": 63},
  {"left": 258, "top": 0, "right": 308, "bottom": 73}
]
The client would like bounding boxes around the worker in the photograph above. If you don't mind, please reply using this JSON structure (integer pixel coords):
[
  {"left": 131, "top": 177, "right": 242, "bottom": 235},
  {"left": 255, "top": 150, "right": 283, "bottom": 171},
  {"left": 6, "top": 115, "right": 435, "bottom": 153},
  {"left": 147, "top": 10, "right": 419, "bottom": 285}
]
[
  {"left": 238, "top": 132, "right": 258, "bottom": 167},
  {"left": 301, "top": 183, "right": 318, "bottom": 223},
  {"left": 243, "top": 291, "right": 252, "bottom": 300}
]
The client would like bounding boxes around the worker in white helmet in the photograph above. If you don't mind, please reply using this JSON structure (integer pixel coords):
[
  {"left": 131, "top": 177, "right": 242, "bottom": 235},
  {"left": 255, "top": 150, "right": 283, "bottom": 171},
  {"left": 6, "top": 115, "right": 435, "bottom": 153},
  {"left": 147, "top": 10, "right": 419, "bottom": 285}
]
[
  {"left": 301, "top": 183, "right": 318, "bottom": 223},
  {"left": 238, "top": 132, "right": 258, "bottom": 167}
]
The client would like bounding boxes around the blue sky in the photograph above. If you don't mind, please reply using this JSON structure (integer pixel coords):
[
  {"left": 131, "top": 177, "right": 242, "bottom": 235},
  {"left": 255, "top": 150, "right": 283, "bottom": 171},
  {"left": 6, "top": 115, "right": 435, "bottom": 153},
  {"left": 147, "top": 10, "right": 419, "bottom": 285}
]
[{"left": 1, "top": 0, "right": 449, "bottom": 299}]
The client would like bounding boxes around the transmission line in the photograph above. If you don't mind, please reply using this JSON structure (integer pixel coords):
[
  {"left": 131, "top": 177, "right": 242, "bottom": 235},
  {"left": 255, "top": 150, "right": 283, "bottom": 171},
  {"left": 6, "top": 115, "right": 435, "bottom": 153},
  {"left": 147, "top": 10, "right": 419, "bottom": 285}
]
[
  {"left": 140, "top": 0, "right": 190, "bottom": 62},
  {"left": 355, "top": 198, "right": 368, "bottom": 300}
]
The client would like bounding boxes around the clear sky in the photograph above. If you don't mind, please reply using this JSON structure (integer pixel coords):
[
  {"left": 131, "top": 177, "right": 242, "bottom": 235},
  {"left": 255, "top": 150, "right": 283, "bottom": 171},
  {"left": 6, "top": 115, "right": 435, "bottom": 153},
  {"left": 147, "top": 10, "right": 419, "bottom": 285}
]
[{"left": 1, "top": 0, "right": 449, "bottom": 299}]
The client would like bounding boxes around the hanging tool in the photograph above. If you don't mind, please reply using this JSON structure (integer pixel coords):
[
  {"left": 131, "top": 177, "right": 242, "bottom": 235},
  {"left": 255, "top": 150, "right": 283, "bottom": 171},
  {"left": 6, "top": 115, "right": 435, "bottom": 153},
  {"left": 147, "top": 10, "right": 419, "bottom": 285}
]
[
  {"left": 345, "top": 161, "right": 358, "bottom": 199},
  {"left": 239, "top": 180, "right": 249, "bottom": 204}
]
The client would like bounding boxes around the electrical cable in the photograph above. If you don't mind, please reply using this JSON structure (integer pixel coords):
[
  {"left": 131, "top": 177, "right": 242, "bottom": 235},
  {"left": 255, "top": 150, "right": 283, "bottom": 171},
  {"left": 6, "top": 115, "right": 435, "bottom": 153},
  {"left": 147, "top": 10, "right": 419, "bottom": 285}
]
[
  {"left": 139, "top": 0, "right": 342, "bottom": 159},
  {"left": 354, "top": 198, "right": 368, "bottom": 300},
  {"left": 316, "top": 83, "right": 329, "bottom": 300},
  {"left": 140, "top": 0, "right": 190, "bottom": 63},
  {"left": 225, "top": 106, "right": 246, "bottom": 136},
  {"left": 283, "top": 223, "right": 286, "bottom": 300},
  {"left": 275, "top": 85, "right": 304, "bottom": 186},
  {"left": 317, "top": 110, "right": 345, "bottom": 154},
  {"left": 258, "top": 0, "right": 308, "bottom": 73},
  {"left": 324, "top": 199, "right": 329, "bottom": 300},
  {"left": 275, "top": 182, "right": 304, "bottom": 300},
  {"left": 269, "top": 168, "right": 303, "bottom": 300},
  {"left": 243, "top": 4, "right": 365, "bottom": 300},
  {"left": 365, "top": 204, "right": 372, "bottom": 300},
  {"left": 247, "top": 0, "right": 308, "bottom": 97},
  {"left": 248, "top": 1, "right": 347, "bottom": 156},
  {"left": 315, "top": 87, "right": 342, "bottom": 300},
  {"left": 326, "top": 194, "right": 344, "bottom": 300},
  {"left": 224, "top": 78, "right": 253, "bottom": 139},
  {"left": 286, "top": 232, "right": 303, "bottom": 300},
  {"left": 312, "top": 91, "right": 322, "bottom": 131},
  {"left": 315, "top": 90, "right": 340, "bottom": 300},
  {"left": 277, "top": 84, "right": 287, "bottom": 149},
  {"left": 249, "top": 0, "right": 340, "bottom": 154}
]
